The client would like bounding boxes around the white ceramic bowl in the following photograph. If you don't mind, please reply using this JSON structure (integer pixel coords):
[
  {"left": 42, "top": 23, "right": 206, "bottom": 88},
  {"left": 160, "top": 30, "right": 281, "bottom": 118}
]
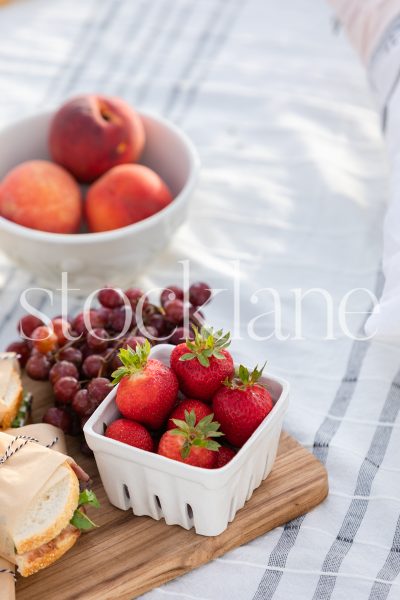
[
  {"left": 84, "top": 344, "right": 290, "bottom": 537},
  {"left": 0, "top": 111, "right": 199, "bottom": 292}
]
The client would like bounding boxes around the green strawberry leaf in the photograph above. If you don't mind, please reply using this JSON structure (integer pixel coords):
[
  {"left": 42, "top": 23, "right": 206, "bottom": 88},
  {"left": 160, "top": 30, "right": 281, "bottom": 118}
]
[
  {"left": 197, "top": 353, "right": 210, "bottom": 367},
  {"left": 224, "top": 361, "right": 268, "bottom": 390},
  {"left": 179, "top": 326, "right": 232, "bottom": 369},
  {"left": 192, "top": 439, "right": 206, "bottom": 447},
  {"left": 181, "top": 443, "right": 191, "bottom": 459},
  {"left": 206, "top": 431, "right": 225, "bottom": 438},
  {"left": 198, "top": 413, "right": 214, "bottom": 427},
  {"left": 206, "top": 422, "right": 221, "bottom": 432},
  {"left": 171, "top": 418, "right": 191, "bottom": 433},
  {"left": 179, "top": 353, "right": 196, "bottom": 361},
  {"left": 203, "top": 348, "right": 214, "bottom": 357},
  {"left": 185, "top": 410, "right": 196, "bottom": 428},
  {"left": 112, "top": 340, "right": 151, "bottom": 384},
  {"left": 111, "top": 366, "right": 128, "bottom": 385},
  {"left": 169, "top": 428, "right": 185, "bottom": 436},
  {"left": 170, "top": 410, "right": 224, "bottom": 459},
  {"left": 204, "top": 440, "right": 221, "bottom": 451}
]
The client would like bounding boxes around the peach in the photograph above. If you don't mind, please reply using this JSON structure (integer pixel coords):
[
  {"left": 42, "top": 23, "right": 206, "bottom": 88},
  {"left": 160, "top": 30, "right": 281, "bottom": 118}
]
[
  {"left": 0, "top": 160, "right": 82, "bottom": 234},
  {"left": 49, "top": 95, "right": 145, "bottom": 183},
  {"left": 85, "top": 164, "right": 173, "bottom": 233}
]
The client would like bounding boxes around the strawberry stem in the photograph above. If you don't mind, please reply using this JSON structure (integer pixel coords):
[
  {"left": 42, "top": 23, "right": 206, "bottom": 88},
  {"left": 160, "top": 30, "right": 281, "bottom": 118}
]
[
  {"left": 179, "top": 326, "right": 231, "bottom": 368},
  {"left": 223, "top": 362, "right": 267, "bottom": 390},
  {"left": 111, "top": 339, "right": 151, "bottom": 384},
  {"left": 170, "top": 409, "right": 224, "bottom": 459}
]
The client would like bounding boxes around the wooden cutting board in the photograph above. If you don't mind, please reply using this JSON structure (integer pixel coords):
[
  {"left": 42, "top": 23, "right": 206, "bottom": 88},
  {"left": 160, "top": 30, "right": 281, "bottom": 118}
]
[{"left": 16, "top": 378, "right": 328, "bottom": 600}]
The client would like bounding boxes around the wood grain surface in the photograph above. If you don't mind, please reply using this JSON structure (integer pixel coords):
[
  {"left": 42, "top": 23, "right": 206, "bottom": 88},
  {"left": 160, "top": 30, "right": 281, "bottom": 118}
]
[{"left": 15, "top": 377, "right": 329, "bottom": 600}]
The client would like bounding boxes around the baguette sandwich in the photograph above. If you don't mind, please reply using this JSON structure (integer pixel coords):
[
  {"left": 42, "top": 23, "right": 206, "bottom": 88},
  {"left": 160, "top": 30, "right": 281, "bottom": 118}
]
[
  {"left": 0, "top": 355, "right": 99, "bottom": 577},
  {"left": 12, "top": 461, "right": 98, "bottom": 577},
  {"left": 0, "top": 353, "right": 23, "bottom": 429}
]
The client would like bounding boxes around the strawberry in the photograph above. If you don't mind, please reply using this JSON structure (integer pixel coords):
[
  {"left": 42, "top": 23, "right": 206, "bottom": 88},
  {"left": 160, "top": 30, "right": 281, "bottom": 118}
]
[
  {"left": 112, "top": 340, "right": 178, "bottom": 429},
  {"left": 215, "top": 446, "right": 236, "bottom": 468},
  {"left": 170, "top": 327, "right": 234, "bottom": 402},
  {"left": 212, "top": 364, "right": 273, "bottom": 447},
  {"left": 167, "top": 398, "right": 212, "bottom": 430},
  {"left": 105, "top": 418, "right": 154, "bottom": 452},
  {"left": 158, "top": 410, "right": 223, "bottom": 468}
]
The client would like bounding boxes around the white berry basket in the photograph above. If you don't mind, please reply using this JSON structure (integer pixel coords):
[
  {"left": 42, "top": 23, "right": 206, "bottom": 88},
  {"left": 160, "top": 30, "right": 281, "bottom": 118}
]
[{"left": 84, "top": 344, "right": 289, "bottom": 537}]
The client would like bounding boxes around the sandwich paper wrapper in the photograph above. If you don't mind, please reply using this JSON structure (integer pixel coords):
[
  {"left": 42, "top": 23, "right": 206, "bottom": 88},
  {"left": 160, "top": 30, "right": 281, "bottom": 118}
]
[
  {"left": 0, "top": 424, "right": 68, "bottom": 600},
  {"left": 0, "top": 556, "right": 14, "bottom": 600}
]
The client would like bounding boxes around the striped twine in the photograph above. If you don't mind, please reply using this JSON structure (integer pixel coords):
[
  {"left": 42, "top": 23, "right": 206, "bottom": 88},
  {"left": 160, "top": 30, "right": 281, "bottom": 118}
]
[
  {"left": 0, "top": 434, "right": 58, "bottom": 465},
  {"left": 0, "top": 568, "right": 16, "bottom": 582}
]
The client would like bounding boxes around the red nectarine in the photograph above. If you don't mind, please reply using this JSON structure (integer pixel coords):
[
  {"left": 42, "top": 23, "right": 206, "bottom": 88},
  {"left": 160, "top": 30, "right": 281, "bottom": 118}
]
[
  {"left": 0, "top": 160, "right": 82, "bottom": 234},
  {"left": 49, "top": 95, "right": 145, "bottom": 183},
  {"left": 85, "top": 164, "right": 173, "bottom": 232}
]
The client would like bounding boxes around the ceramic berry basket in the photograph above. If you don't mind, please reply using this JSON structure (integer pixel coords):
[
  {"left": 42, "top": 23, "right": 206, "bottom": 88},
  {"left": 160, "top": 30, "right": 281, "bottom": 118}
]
[{"left": 84, "top": 344, "right": 289, "bottom": 537}]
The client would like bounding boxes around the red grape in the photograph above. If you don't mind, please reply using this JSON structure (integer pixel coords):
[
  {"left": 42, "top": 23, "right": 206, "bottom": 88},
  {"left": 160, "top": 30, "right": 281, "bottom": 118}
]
[
  {"left": 97, "top": 306, "right": 112, "bottom": 328},
  {"left": 87, "top": 377, "right": 112, "bottom": 405},
  {"left": 71, "top": 310, "right": 106, "bottom": 336},
  {"left": 7, "top": 281, "right": 213, "bottom": 441},
  {"left": 170, "top": 326, "right": 194, "bottom": 345},
  {"left": 6, "top": 340, "right": 31, "bottom": 367},
  {"left": 125, "top": 287, "right": 147, "bottom": 309},
  {"left": 142, "top": 325, "right": 158, "bottom": 341},
  {"left": 143, "top": 302, "right": 158, "bottom": 317},
  {"left": 164, "top": 299, "right": 185, "bottom": 324},
  {"left": 98, "top": 287, "right": 124, "bottom": 308},
  {"left": 18, "top": 314, "right": 43, "bottom": 338},
  {"left": 82, "top": 354, "right": 105, "bottom": 378},
  {"left": 86, "top": 328, "right": 109, "bottom": 352},
  {"left": 49, "top": 360, "right": 79, "bottom": 385},
  {"left": 90, "top": 309, "right": 109, "bottom": 328},
  {"left": 71, "top": 389, "right": 91, "bottom": 417},
  {"left": 53, "top": 376, "right": 80, "bottom": 404},
  {"left": 58, "top": 346, "right": 83, "bottom": 367},
  {"left": 51, "top": 317, "right": 71, "bottom": 345},
  {"left": 146, "top": 313, "right": 166, "bottom": 335},
  {"left": 31, "top": 326, "right": 58, "bottom": 354},
  {"left": 124, "top": 335, "right": 147, "bottom": 350},
  {"left": 80, "top": 343, "right": 93, "bottom": 360},
  {"left": 189, "top": 282, "right": 211, "bottom": 307},
  {"left": 112, "top": 353, "right": 122, "bottom": 371},
  {"left": 42, "top": 407, "right": 71, "bottom": 433},
  {"left": 108, "top": 307, "right": 133, "bottom": 333},
  {"left": 163, "top": 319, "right": 177, "bottom": 334},
  {"left": 160, "top": 286, "right": 184, "bottom": 307},
  {"left": 110, "top": 337, "right": 143, "bottom": 369},
  {"left": 71, "top": 312, "right": 88, "bottom": 335},
  {"left": 26, "top": 354, "right": 52, "bottom": 380},
  {"left": 189, "top": 305, "right": 205, "bottom": 325}
]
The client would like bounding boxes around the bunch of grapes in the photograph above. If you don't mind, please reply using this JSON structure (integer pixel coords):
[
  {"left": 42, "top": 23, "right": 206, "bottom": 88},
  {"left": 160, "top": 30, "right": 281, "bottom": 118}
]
[{"left": 6, "top": 282, "right": 212, "bottom": 453}]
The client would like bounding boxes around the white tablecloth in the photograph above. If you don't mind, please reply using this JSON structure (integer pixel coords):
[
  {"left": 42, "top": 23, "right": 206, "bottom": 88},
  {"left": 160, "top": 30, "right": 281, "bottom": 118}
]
[{"left": 0, "top": 1, "right": 399, "bottom": 599}]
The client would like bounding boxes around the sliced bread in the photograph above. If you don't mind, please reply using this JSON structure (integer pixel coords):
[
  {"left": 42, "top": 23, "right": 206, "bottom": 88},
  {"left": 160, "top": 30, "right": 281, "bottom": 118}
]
[
  {"left": 16, "top": 524, "right": 80, "bottom": 577},
  {"left": 0, "top": 353, "right": 22, "bottom": 429},
  {"left": 13, "top": 462, "right": 79, "bottom": 555}
]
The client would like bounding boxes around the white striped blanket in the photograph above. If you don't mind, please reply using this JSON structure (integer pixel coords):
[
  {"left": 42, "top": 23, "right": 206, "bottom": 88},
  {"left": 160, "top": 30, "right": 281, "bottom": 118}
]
[{"left": 0, "top": 1, "right": 397, "bottom": 599}]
